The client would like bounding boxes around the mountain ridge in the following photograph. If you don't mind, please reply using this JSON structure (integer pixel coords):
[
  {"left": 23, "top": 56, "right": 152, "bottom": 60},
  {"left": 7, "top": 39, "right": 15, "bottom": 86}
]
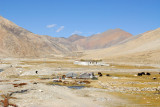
[
  {"left": 72, "top": 28, "right": 132, "bottom": 50},
  {"left": 83, "top": 27, "right": 160, "bottom": 64},
  {"left": 0, "top": 16, "right": 78, "bottom": 57},
  {"left": 0, "top": 16, "right": 134, "bottom": 58}
]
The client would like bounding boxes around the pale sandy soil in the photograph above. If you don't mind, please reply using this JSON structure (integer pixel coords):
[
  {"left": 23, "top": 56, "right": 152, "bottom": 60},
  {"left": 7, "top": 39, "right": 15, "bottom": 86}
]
[
  {"left": 0, "top": 79, "right": 129, "bottom": 107},
  {"left": 0, "top": 58, "right": 131, "bottom": 107},
  {"left": 0, "top": 58, "right": 160, "bottom": 107}
]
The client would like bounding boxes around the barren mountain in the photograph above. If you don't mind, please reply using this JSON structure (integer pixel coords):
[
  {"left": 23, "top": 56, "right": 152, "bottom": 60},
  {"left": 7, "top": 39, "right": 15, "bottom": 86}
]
[
  {"left": 72, "top": 29, "right": 132, "bottom": 50},
  {"left": 67, "top": 34, "right": 85, "bottom": 42},
  {"left": 83, "top": 28, "right": 160, "bottom": 64},
  {"left": 0, "top": 16, "right": 77, "bottom": 57}
]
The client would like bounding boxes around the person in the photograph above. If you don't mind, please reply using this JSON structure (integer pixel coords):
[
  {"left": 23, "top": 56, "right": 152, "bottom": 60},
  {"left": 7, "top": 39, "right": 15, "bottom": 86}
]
[{"left": 35, "top": 71, "right": 38, "bottom": 74}]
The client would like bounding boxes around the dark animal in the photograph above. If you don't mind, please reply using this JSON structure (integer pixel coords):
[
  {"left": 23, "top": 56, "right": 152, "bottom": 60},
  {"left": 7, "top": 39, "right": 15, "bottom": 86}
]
[
  {"left": 141, "top": 72, "right": 145, "bottom": 75},
  {"left": 153, "top": 77, "right": 157, "bottom": 80},
  {"left": 99, "top": 74, "right": 103, "bottom": 77},
  {"left": 35, "top": 71, "right": 38, "bottom": 74},
  {"left": 137, "top": 73, "right": 142, "bottom": 76},
  {"left": 98, "top": 72, "right": 103, "bottom": 77},
  {"left": 33, "top": 82, "right": 38, "bottom": 84},
  {"left": 106, "top": 74, "right": 110, "bottom": 76},
  {"left": 92, "top": 72, "right": 95, "bottom": 76},
  {"left": 98, "top": 72, "right": 101, "bottom": 75},
  {"left": 146, "top": 72, "right": 151, "bottom": 75}
]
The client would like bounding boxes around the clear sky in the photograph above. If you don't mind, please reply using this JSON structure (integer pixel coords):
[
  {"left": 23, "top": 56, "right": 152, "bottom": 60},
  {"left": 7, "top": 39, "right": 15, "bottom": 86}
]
[{"left": 0, "top": 0, "right": 160, "bottom": 37}]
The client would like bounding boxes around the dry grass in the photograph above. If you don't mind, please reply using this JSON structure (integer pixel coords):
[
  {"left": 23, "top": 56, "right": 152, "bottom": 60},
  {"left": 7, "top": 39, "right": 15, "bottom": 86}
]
[
  {"left": 18, "top": 75, "right": 55, "bottom": 80},
  {"left": 89, "top": 71, "right": 160, "bottom": 106},
  {"left": 47, "top": 81, "right": 90, "bottom": 87},
  {"left": 109, "top": 91, "right": 160, "bottom": 107},
  {"left": 20, "top": 60, "right": 110, "bottom": 69},
  {"left": 110, "top": 64, "right": 157, "bottom": 69},
  {"left": 10, "top": 59, "right": 160, "bottom": 106}
]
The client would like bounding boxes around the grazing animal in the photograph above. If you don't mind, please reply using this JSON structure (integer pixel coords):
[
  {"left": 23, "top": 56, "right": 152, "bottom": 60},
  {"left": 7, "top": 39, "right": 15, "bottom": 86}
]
[
  {"left": 137, "top": 73, "right": 142, "bottom": 76},
  {"left": 92, "top": 72, "right": 95, "bottom": 76},
  {"left": 99, "top": 74, "right": 103, "bottom": 77},
  {"left": 106, "top": 74, "right": 110, "bottom": 76},
  {"left": 146, "top": 72, "right": 151, "bottom": 75},
  {"left": 33, "top": 82, "right": 38, "bottom": 84},
  {"left": 98, "top": 72, "right": 103, "bottom": 77},
  {"left": 35, "top": 71, "right": 38, "bottom": 74},
  {"left": 141, "top": 72, "right": 145, "bottom": 75},
  {"left": 98, "top": 72, "right": 101, "bottom": 75},
  {"left": 153, "top": 77, "right": 157, "bottom": 80}
]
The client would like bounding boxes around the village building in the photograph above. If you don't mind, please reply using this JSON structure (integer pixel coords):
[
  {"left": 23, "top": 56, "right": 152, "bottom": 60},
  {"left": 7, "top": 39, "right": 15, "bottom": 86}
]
[
  {"left": 79, "top": 72, "right": 94, "bottom": 79},
  {"left": 66, "top": 72, "right": 77, "bottom": 78},
  {"left": 0, "top": 69, "right": 3, "bottom": 72},
  {"left": 74, "top": 59, "right": 109, "bottom": 66}
]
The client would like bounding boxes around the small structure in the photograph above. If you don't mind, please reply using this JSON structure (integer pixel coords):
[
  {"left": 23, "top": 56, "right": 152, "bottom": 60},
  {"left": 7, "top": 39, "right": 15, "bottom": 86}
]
[
  {"left": 66, "top": 72, "right": 77, "bottom": 78},
  {"left": 79, "top": 72, "right": 94, "bottom": 79},
  {"left": 79, "top": 73, "right": 91, "bottom": 79},
  {"left": 74, "top": 59, "right": 109, "bottom": 66},
  {"left": 0, "top": 69, "right": 3, "bottom": 72},
  {"left": 62, "top": 75, "right": 66, "bottom": 79}
]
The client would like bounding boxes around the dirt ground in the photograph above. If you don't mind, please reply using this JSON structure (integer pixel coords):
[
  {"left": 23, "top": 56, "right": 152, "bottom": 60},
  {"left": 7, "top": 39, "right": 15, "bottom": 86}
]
[{"left": 0, "top": 58, "right": 160, "bottom": 107}]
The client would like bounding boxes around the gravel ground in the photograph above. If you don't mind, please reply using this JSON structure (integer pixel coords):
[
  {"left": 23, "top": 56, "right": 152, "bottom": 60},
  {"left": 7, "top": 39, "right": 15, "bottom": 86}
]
[{"left": 0, "top": 79, "right": 129, "bottom": 107}]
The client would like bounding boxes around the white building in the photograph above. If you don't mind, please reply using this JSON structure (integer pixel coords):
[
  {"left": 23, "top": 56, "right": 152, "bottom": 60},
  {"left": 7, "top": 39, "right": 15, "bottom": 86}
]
[{"left": 74, "top": 60, "right": 109, "bottom": 66}]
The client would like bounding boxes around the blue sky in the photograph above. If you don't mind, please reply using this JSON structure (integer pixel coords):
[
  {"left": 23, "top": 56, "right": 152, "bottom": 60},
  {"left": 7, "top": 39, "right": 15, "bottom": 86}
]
[{"left": 0, "top": 0, "right": 160, "bottom": 37}]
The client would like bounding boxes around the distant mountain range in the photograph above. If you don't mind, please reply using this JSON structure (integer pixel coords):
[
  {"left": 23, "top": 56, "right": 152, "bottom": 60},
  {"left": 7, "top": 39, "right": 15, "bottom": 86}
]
[
  {"left": 83, "top": 27, "right": 160, "bottom": 64},
  {"left": 0, "top": 16, "right": 134, "bottom": 57},
  {"left": 0, "top": 16, "right": 78, "bottom": 57},
  {"left": 68, "top": 29, "right": 132, "bottom": 50}
]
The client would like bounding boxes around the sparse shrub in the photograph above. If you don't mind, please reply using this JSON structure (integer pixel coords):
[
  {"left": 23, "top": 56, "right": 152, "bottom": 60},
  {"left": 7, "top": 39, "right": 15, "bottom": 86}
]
[{"left": 92, "top": 77, "right": 98, "bottom": 80}]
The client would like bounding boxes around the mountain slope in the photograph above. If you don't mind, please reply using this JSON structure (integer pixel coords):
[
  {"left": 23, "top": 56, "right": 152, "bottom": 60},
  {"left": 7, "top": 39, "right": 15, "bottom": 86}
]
[
  {"left": 73, "top": 29, "right": 132, "bottom": 50},
  {"left": 0, "top": 16, "right": 77, "bottom": 57},
  {"left": 83, "top": 28, "right": 160, "bottom": 64},
  {"left": 67, "top": 34, "right": 85, "bottom": 42}
]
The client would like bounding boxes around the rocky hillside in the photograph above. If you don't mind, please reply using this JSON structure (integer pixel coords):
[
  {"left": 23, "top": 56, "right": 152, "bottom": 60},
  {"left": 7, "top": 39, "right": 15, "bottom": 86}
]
[
  {"left": 83, "top": 28, "right": 160, "bottom": 64},
  {"left": 72, "top": 29, "right": 132, "bottom": 50},
  {"left": 67, "top": 34, "right": 85, "bottom": 42},
  {"left": 0, "top": 16, "right": 78, "bottom": 57}
]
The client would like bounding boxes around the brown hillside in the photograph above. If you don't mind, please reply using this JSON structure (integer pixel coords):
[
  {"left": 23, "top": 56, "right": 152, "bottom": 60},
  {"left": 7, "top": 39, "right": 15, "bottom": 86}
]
[
  {"left": 67, "top": 34, "right": 85, "bottom": 42},
  {"left": 0, "top": 16, "right": 78, "bottom": 57},
  {"left": 83, "top": 28, "right": 160, "bottom": 64},
  {"left": 73, "top": 29, "right": 132, "bottom": 50}
]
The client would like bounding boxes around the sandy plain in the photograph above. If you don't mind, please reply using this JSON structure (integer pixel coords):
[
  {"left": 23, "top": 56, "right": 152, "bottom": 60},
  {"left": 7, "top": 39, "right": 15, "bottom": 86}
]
[{"left": 0, "top": 58, "right": 160, "bottom": 107}]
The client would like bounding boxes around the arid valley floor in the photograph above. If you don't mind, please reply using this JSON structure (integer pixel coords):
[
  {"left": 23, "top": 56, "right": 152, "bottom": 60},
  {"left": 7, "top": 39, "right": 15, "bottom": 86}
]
[
  {"left": 0, "top": 58, "right": 160, "bottom": 107},
  {"left": 1, "top": 1, "right": 160, "bottom": 106}
]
